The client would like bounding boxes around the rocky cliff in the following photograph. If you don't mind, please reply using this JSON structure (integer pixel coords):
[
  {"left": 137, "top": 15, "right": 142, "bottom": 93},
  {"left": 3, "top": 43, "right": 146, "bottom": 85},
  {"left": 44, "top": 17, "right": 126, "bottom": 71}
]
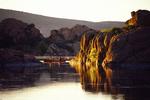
[
  {"left": 69, "top": 10, "right": 150, "bottom": 91},
  {"left": 72, "top": 9, "right": 150, "bottom": 69},
  {"left": 104, "top": 10, "right": 150, "bottom": 68},
  {"left": 126, "top": 10, "right": 150, "bottom": 26}
]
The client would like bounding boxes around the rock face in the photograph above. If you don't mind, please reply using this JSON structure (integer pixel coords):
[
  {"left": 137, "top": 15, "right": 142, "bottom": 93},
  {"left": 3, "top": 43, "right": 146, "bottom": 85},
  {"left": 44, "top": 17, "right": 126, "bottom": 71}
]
[
  {"left": 45, "top": 24, "right": 97, "bottom": 56},
  {"left": 0, "top": 18, "right": 43, "bottom": 54},
  {"left": 103, "top": 27, "right": 150, "bottom": 67},
  {"left": 70, "top": 10, "right": 150, "bottom": 91},
  {"left": 74, "top": 9, "right": 150, "bottom": 69},
  {"left": 126, "top": 10, "right": 150, "bottom": 26},
  {"left": 104, "top": 10, "right": 150, "bottom": 68},
  {"left": 46, "top": 43, "right": 73, "bottom": 56},
  {"left": 0, "top": 18, "right": 97, "bottom": 56},
  {"left": 69, "top": 30, "right": 112, "bottom": 92}
]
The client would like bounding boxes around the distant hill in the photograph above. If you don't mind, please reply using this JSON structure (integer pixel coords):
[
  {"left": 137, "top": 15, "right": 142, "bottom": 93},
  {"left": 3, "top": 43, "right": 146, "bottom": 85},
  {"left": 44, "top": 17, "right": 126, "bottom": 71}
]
[{"left": 0, "top": 9, "right": 125, "bottom": 37}]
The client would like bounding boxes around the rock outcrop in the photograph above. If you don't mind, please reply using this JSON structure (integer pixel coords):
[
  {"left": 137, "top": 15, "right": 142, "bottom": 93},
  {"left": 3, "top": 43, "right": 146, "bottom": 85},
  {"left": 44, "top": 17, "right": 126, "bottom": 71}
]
[
  {"left": 73, "top": 9, "right": 150, "bottom": 70},
  {"left": 104, "top": 10, "right": 150, "bottom": 68},
  {"left": 0, "top": 18, "right": 47, "bottom": 85},
  {"left": 103, "top": 27, "right": 150, "bottom": 66},
  {"left": 126, "top": 10, "right": 150, "bottom": 26},
  {"left": 69, "top": 10, "right": 150, "bottom": 92},
  {"left": 0, "top": 18, "right": 44, "bottom": 54},
  {"left": 74, "top": 10, "right": 150, "bottom": 69},
  {"left": 45, "top": 24, "right": 97, "bottom": 56}
]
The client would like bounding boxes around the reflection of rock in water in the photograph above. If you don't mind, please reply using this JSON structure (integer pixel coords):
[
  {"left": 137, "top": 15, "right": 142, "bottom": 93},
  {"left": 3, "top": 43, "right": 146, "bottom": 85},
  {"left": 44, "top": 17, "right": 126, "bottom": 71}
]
[
  {"left": 35, "top": 72, "right": 51, "bottom": 85},
  {"left": 69, "top": 10, "right": 150, "bottom": 99},
  {"left": 69, "top": 60, "right": 112, "bottom": 93},
  {"left": 70, "top": 60, "right": 150, "bottom": 99},
  {"left": 0, "top": 63, "right": 49, "bottom": 89},
  {"left": 69, "top": 36, "right": 150, "bottom": 99},
  {"left": 112, "top": 69, "right": 150, "bottom": 87},
  {"left": 69, "top": 32, "right": 112, "bottom": 92},
  {"left": 47, "top": 63, "right": 78, "bottom": 82},
  {"left": 111, "top": 69, "right": 150, "bottom": 100}
]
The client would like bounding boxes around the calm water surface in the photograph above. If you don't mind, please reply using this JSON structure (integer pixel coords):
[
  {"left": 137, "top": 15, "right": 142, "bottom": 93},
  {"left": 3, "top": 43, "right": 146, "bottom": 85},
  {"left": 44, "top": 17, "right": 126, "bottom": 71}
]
[{"left": 0, "top": 63, "right": 150, "bottom": 100}]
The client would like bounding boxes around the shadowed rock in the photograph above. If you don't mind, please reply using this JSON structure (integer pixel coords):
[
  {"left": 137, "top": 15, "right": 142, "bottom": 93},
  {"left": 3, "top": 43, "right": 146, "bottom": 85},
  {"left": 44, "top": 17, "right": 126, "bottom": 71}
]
[
  {"left": 126, "top": 10, "right": 150, "bottom": 26},
  {"left": 70, "top": 9, "right": 150, "bottom": 92},
  {"left": 45, "top": 25, "right": 97, "bottom": 56},
  {"left": 0, "top": 18, "right": 43, "bottom": 54}
]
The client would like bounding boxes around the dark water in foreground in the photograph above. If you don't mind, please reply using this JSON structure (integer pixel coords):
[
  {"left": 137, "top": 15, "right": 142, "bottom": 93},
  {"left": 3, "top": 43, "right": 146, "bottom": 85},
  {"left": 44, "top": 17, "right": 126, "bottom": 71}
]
[{"left": 0, "top": 63, "right": 150, "bottom": 100}]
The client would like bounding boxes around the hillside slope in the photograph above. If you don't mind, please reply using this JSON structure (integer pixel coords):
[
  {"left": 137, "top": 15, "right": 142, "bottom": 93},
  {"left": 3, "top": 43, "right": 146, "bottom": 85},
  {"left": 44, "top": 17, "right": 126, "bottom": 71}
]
[{"left": 0, "top": 9, "right": 124, "bottom": 37}]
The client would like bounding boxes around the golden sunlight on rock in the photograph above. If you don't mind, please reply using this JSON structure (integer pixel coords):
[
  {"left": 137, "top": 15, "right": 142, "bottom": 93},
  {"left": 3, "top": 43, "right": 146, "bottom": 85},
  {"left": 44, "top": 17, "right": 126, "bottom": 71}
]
[
  {"left": 69, "top": 32, "right": 112, "bottom": 92},
  {"left": 70, "top": 9, "right": 150, "bottom": 96}
]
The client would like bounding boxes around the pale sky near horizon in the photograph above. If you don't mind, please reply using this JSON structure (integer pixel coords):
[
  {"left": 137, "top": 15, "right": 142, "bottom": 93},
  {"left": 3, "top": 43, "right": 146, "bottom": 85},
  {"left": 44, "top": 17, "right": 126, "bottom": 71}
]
[{"left": 0, "top": 0, "right": 150, "bottom": 22}]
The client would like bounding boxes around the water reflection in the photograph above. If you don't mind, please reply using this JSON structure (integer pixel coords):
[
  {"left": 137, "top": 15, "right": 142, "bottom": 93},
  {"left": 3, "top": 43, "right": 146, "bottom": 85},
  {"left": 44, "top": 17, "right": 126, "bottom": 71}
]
[
  {"left": 1, "top": 62, "right": 150, "bottom": 100},
  {"left": 69, "top": 60, "right": 112, "bottom": 93},
  {"left": 0, "top": 62, "right": 78, "bottom": 90},
  {"left": 42, "top": 63, "right": 79, "bottom": 83},
  {"left": 69, "top": 61, "right": 150, "bottom": 100},
  {"left": 0, "top": 63, "right": 119, "bottom": 100},
  {"left": 111, "top": 69, "right": 150, "bottom": 100},
  {"left": 0, "top": 83, "right": 119, "bottom": 100}
]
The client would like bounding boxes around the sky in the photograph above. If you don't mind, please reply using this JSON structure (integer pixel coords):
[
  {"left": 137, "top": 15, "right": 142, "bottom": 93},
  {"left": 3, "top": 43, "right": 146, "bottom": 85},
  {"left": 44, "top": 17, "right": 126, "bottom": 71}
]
[{"left": 0, "top": 0, "right": 150, "bottom": 22}]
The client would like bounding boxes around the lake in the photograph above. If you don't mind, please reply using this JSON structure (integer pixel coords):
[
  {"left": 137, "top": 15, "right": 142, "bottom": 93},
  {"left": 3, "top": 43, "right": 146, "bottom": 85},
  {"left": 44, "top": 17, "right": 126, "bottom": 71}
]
[{"left": 0, "top": 62, "right": 150, "bottom": 100}]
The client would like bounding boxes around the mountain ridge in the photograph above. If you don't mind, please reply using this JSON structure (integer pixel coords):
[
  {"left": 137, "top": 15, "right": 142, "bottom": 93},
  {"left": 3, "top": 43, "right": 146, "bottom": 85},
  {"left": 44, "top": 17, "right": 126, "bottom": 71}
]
[{"left": 0, "top": 8, "right": 125, "bottom": 37}]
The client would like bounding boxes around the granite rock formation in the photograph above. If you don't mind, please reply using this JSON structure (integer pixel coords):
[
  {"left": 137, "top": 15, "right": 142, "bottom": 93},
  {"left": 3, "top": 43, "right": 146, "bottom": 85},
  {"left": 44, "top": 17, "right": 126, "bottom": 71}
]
[
  {"left": 0, "top": 18, "right": 44, "bottom": 54},
  {"left": 69, "top": 10, "right": 150, "bottom": 92},
  {"left": 126, "top": 10, "right": 150, "bottom": 26},
  {"left": 45, "top": 25, "right": 97, "bottom": 56}
]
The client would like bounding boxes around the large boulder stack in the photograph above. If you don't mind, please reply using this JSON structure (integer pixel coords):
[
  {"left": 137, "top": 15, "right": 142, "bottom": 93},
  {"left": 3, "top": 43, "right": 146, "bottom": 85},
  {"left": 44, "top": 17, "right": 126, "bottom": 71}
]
[
  {"left": 126, "top": 10, "right": 150, "bottom": 26},
  {"left": 0, "top": 18, "right": 44, "bottom": 54},
  {"left": 46, "top": 25, "right": 97, "bottom": 56},
  {"left": 103, "top": 10, "right": 150, "bottom": 68},
  {"left": 70, "top": 10, "right": 150, "bottom": 92}
]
